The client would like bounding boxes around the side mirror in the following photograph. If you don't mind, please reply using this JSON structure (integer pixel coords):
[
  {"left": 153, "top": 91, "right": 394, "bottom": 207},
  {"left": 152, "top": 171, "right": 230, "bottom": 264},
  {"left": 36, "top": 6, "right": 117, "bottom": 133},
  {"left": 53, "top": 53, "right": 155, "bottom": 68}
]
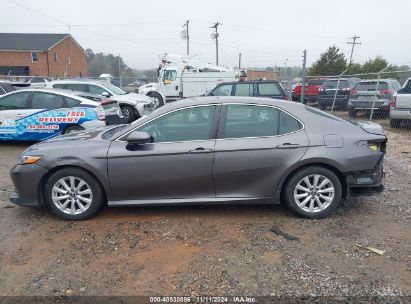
[
  {"left": 125, "top": 131, "right": 152, "bottom": 145},
  {"left": 101, "top": 91, "right": 111, "bottom": 97}
]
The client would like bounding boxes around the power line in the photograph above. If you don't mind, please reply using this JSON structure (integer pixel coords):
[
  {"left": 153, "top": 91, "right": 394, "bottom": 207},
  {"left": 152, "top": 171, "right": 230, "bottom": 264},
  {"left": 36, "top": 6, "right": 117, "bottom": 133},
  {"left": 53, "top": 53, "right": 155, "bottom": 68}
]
[{"left": 347, "top": 35, "right": 361, "bottom": 65}]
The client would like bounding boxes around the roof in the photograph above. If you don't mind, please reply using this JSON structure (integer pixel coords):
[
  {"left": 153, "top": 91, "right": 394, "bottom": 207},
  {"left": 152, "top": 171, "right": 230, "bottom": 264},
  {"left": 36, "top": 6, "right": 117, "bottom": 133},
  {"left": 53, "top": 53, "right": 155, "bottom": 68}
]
[{"left": 0, "top": 33, "right": 70, "bottom": 51}]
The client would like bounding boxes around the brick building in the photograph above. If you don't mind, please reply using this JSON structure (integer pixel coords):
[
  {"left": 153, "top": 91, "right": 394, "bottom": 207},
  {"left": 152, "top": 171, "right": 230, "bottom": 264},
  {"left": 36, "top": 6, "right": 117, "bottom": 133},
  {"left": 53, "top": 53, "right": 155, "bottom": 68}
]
[
  {"left": 245, "top": 69, "right": 278, "bottom": 81},
  {"left": 0, "top": 33, "right": 87, "bottom": 78}
]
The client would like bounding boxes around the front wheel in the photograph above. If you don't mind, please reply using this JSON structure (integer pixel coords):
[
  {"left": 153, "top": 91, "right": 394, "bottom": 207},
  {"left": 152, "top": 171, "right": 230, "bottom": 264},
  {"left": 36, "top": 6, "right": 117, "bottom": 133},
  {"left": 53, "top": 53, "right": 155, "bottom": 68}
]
[
  {"left": 44, "top": 168, "right": 104, "bottom": 220},
  {"left": 284, "top": 166, "right": 342, "bottom": 219},
  {"left": 148, "top": 92, "right": 164, "bottom": 108},
  {"left": 121, "top": 105, "right": 136, "bottom": 123}
]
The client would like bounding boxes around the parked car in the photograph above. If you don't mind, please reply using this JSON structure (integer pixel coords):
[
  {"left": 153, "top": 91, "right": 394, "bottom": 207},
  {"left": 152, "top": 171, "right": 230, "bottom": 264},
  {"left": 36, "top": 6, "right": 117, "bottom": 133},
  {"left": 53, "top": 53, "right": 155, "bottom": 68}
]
[
  {"left": 390, "top": 77, "right": 411, "bottom": 127},
  {"left": 208, "top": 81, "right": 286, "bottom": 99},
  {"left": 0, "top": 89, "right": 113, "bottom": 141},
  {"left": 46, "top": 80, "right": 155, "bottom": 123},
  {"left": 9, "top": 97, "right": 386, "bottom": 220},
  {"left": 293, "top": 78, "right": 328, "bottom": 104},
  {"left": 318, "top": 78, "right": 361, "bottom": 110},
  {"left": 348, "top": 79, "right": 401, "bottom": 118},
  {"left": 26, "top": 77, "right": 50, "bottom": 88},
  {"left": 0, "top": 81, "right": 16, "bottom": 95}
]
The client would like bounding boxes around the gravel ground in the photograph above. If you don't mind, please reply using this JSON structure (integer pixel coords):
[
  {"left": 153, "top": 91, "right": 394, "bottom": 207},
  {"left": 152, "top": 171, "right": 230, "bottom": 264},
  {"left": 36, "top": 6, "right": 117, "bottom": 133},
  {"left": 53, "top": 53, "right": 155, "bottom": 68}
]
[{"left": 0, "top": 131, "right": 410, "bottom": 301}]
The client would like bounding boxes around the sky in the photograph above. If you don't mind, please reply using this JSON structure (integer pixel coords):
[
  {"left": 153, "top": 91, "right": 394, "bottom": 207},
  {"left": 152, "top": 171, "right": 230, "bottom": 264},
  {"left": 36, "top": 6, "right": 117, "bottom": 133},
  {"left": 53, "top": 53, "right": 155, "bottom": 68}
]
[{"left": 2, "top": 0, "right": 411, "bottom": 70}]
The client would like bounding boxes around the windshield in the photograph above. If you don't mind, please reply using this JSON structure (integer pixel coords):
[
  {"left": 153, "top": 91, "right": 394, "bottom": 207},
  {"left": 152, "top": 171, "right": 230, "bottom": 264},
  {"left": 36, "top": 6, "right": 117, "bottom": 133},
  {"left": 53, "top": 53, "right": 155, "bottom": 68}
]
[{"left": 102, "top": 83, "right": 127, "bottom": 95}]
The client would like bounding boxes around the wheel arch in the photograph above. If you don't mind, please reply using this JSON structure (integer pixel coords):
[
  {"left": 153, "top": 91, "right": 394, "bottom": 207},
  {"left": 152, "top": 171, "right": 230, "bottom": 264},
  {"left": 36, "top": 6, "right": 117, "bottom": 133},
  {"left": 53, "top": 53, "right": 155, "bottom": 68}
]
[
  {"left": 118, "top": 103, "right": 140, "bottom": 118},
  {"left": 38, "top": 164, "right": 108, "bottom": 207}
]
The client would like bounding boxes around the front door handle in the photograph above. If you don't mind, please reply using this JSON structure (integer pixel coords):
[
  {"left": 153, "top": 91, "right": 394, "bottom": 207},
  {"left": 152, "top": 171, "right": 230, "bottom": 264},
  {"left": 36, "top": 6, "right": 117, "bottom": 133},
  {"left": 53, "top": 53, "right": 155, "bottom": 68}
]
[
  {"left": 189, "top": 147, "right": 213, "bottom": 154},
  {"left": 276, "top": 143, "right": 301, "bottom": 149},
  {"left": 16, "top": 113, "right": 25, "bottom": 117}
]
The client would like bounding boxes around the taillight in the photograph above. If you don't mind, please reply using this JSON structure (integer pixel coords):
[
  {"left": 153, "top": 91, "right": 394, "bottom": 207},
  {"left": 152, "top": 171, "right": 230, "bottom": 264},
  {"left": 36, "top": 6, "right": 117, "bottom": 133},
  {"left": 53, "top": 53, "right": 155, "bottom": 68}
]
[
  {"left": 350, "top": 89, "right": 357, "bottom": 96},
  {"left": 101, "top": 98, "right": 116, "bottom": 105},
  {"left": 390, "top": 95, "right": 397, "bottom": 108},
  {"left": 95, "top": 105, "right": 105, "bottom": 121},
  {"left": 380, "top": 89, "right": 391, "bottom": 95}
]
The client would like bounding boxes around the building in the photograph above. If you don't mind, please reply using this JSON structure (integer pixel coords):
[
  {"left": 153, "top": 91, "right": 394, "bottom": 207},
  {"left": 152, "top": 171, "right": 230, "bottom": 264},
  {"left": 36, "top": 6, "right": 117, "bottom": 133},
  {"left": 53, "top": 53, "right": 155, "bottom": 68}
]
[
  {"left": 245, "top": 69, "right": 278, "bottom": 81},
  {"left": 0, "top": 33, "right": 87, "bottom": 78}
]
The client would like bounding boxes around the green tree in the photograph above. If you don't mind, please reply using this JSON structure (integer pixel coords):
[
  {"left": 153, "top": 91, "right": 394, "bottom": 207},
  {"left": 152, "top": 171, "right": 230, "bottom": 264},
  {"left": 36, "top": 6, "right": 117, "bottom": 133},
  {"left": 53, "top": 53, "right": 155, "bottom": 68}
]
[
  {"left": 361, "top": 56, "right": 397, "bottom": 79},
  {"left": 308, "top": 46, "right": 347, "bottom": 76},
  {"left": 346, "top": 63, "right": 362, "bottom": 75}
]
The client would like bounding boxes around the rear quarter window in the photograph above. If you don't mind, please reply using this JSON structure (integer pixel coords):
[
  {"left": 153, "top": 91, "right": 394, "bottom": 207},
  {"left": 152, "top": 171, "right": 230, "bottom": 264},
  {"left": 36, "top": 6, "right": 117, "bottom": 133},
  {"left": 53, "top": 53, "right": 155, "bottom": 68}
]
[{"left": 257, "top": 83, "right": 282, "bottom": 96}]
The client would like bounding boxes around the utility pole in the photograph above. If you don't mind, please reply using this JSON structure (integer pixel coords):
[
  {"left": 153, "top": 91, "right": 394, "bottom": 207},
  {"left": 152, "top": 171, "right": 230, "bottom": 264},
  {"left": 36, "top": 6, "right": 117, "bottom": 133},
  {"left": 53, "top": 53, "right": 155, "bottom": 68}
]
[
  {"left": 347, "top": 35, "right": 361, "bottom": 65},
  {"left": 118, "top": 54, "right": 122, "bottom": 87},
  {"left": 300, "top": 50, "right": 307, "bottom": 104},
  {"left": 210, "top": 22, "right": 221, "bottom": 65},
  {"left": 183, "top": 20, "right": 190, "bottom": 55},
  {"left": 238, "top": 53, "right": 242, "bottom": 69}
]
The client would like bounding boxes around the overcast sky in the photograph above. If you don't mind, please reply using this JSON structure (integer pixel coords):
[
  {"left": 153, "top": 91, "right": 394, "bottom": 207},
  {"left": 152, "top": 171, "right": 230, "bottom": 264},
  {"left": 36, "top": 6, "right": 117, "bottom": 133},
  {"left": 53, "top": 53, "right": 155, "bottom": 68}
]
[{"left": 2, "top": 0, "right": 411, "bottom": 69}]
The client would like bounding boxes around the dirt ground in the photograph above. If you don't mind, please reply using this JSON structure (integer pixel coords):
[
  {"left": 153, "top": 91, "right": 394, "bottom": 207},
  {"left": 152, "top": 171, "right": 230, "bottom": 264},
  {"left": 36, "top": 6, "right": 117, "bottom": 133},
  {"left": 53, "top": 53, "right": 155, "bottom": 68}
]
[{"left": 0, "top": 131, "right": 410, "bottom": 300}]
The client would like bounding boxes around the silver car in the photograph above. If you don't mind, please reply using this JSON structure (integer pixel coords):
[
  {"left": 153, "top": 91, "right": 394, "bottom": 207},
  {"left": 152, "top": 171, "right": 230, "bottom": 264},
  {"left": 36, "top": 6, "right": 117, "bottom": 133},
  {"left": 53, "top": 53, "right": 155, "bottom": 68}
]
[{"left": 9, "top": 97, "right": 386, "bottom": 220}]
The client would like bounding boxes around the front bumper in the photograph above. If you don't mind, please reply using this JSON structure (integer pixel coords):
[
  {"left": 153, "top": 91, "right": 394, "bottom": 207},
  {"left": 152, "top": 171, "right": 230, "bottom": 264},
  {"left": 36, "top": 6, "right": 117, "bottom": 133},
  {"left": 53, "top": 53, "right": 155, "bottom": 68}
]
[{"left": 9, "top": 164, "right": 48, "bottom": 207}]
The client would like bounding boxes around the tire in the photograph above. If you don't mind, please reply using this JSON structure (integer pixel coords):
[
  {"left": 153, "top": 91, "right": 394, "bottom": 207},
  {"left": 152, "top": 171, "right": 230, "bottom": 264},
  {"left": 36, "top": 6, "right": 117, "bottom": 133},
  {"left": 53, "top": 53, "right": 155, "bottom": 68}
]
[
  {"left": 148, "top": 91, "right": 164, "bottom": 108},
  {"left": 120, "top": 105, "right": 136, "bottom": 123},
  {"left": 319, "top": 103, "right": 327, "bottom": 111},
  {"left": 283, "top": 166, "right": 342, "bottom": 219},
  {"left": 390, "top": 118, "right": 399, "bottom": 128},
  {"left": 62, "top": 125, "right": 84, "bottom": 135},
  {"left": 44, "top": 168, "right": 104, "bottom": 220},
  {"left": 348, "top": 109, "right": 357, "bottom": 118}
]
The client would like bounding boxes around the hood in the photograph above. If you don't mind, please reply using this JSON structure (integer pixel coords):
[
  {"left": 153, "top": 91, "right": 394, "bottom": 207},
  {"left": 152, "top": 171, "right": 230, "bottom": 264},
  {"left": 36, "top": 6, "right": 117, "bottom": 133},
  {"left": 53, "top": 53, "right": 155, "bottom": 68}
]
[
  {"left": 113, "top": 92, "right": 154, "bottom": 104},
  {"left": 138, "top": 82, "right": 159, "bottom": 91},
  {"left": 350, "top": 120, "right": 385, "bottom": 135}
]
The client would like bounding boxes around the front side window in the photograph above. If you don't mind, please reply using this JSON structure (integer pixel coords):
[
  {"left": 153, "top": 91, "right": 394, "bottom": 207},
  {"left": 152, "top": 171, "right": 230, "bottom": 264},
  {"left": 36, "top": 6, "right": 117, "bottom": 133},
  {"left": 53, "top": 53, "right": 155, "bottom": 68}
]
[
  {"left": 0, "top": 92, "right": 30, "bottom": 110},
  {"left": 223, "top": 105, "right": 301, "bottom": 139},
  {"left": 163, "top": 70, "right": 177, "bottom": 82},
  {"left": 235, "top": 83, "right": 253, "bottom": 96},
  {"left": 31, "top": 92, "right": 64, "bottom": 109},
  {"left": 138, "top": 106, "right": 216, "bottom": 143},
  {"left": 65, "top": 97, "right": 81, "bottom": 108},
  {"left": 210, "top": 84, "right": 233, "bottom": 96},
  {"left": 31, "top": 52, "right": 38, "bottom": 62},
  {"left": 88, "top": 85, "right": 107, "bottom": 95}
]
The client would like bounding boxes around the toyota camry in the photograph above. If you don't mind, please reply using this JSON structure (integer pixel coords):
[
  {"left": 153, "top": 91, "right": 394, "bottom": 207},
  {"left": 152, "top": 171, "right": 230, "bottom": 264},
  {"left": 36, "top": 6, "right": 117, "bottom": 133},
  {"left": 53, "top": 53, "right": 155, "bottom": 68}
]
[{"left": 9, "top": 97, "right": 386, "bottom": 220}]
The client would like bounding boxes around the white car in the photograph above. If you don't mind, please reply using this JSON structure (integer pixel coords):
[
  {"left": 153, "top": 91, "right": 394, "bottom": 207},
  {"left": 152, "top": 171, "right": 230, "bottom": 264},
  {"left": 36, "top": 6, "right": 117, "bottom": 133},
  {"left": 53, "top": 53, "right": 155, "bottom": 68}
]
[
  {"left": 46, "top": 80, "right": 155, "bottom": 123},
  {"left": 27, "top": 77, "right": 50, "bottom": 88}
]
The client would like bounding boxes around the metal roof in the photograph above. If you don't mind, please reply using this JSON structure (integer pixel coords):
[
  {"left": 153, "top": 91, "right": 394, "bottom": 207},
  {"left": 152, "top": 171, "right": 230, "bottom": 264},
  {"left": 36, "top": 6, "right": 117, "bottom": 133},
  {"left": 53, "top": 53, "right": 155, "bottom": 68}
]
[{"left": 0, "top": 33, "right": 69, "bottom": 51}]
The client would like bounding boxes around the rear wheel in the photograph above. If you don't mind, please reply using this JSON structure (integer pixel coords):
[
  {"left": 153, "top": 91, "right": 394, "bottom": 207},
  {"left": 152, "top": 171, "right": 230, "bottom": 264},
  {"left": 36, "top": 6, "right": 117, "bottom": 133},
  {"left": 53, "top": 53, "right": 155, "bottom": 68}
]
[
  {"left": 390, "top": 118, "right": 400, "bottom": 128},
  {"left": 44, "top": 168, "right": 104, "bottom": 220},
  {"left": 148, "top": 91, "right": 164, "bottom": 108},
  {"left": 348, "top": 109, "right": 357, "bottom": 118},
  {"left": 284, "top": 166, "right": 342, "bottom": 219},
  {"left": 62, "top": 125, "right": 84, "bottom": 135},
  {"left": 120, "top": 105, "right": 136, "bottom": 123},
  {"left": 319, "top": 104, "right": 327, "bottom": 111}
]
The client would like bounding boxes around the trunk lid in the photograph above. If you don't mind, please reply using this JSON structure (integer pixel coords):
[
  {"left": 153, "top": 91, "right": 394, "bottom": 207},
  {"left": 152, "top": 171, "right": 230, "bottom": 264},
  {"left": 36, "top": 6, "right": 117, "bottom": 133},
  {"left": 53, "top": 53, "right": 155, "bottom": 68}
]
[{"left": 350, "top": 120, "right": 384, "bottom": 135}]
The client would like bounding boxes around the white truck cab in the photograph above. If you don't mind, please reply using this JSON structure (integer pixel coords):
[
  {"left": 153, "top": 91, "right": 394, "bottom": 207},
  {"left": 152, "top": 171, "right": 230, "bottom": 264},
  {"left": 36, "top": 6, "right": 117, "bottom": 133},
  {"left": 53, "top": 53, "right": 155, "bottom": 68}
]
[{"left": 138, "top": 54, "right": 240, "bottom": 106}]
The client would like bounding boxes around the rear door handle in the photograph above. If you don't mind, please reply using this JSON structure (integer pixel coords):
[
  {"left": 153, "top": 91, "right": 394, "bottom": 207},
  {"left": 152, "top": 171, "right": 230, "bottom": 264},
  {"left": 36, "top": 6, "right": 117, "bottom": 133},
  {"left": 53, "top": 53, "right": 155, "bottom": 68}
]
[
  {"left": 189, "top": 147, "right": 213, "bottom": 154},
  {"left": 276, "top": 143, "right": 301, "bottom": 149},
  {"left": 16, "top": 113, "right": 25, "bottom": 117}
]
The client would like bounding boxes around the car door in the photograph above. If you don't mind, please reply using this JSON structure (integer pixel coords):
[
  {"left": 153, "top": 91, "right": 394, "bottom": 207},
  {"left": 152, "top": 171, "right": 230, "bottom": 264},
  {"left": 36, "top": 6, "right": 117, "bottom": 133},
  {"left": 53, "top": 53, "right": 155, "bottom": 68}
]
[
  {"left": 0, "top": 91, "right": 30, "bottom": 139},
  {"left": 233, "top": 83, "right": 254, "bottom": 96},
  {"left": 213, "top": 104, "right": 309, "bottom": 198},
  {"left": 256, "top": 82, "right": 285, "bottom": 99},
  {"left": 107, "top": 104, "right": 220, "bottom": 202}
]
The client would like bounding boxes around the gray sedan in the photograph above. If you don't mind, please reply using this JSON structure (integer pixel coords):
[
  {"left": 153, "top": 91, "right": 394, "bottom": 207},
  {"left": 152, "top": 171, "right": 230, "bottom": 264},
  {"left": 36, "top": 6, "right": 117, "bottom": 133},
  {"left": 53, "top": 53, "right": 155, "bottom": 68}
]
[{"left": 9, "top": 97, "right": 386, "bottom": 220}]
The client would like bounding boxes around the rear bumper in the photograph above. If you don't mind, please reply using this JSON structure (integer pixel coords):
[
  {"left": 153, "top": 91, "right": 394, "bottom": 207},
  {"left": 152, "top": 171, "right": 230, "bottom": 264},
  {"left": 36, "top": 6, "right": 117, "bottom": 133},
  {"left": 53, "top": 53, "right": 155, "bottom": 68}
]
[
  {"left": 346, "top": 156, "right": 384, "bottom": 196},
  {"left": 390, "top": 107, "right": 411, "bottom": 120},
  {"left": 9, "top": 164, "right": 47, "bottom": 207}
]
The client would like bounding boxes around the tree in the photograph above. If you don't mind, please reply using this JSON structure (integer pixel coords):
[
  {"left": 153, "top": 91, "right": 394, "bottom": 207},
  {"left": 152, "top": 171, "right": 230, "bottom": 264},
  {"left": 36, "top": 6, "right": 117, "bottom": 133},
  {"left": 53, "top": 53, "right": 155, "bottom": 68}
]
[
  {"left": 361, "top": 56, "right": 397, "bottom": 79},
  {"left": 346, "top": 63, "right": 362, "bottom": 75},
  {"left": 308, "top": 46, "right": 347, "bottom": 76}
]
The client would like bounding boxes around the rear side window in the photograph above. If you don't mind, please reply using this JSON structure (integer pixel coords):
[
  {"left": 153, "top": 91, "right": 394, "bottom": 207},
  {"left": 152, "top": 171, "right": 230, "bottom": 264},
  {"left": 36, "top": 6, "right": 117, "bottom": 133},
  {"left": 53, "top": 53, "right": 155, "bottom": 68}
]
[
  {"left": 355, "top": 82, "right": 388, "bottom": 91},
  {"left": 257, "top": 83, "right": 282, "bottom": 96},
  {"left": 52, "top": 83, "right": 66, "bottom": 89},
  {"left": 210, "top": 84, "right": 233, "bottom": 96},
  {"left": 223, "top": 105, "right": 301, "bottom": 138},
  {"left": 66, "top": 83, "right": 87, "bottom": 92},
  {"left": 234, "top": 83, "right": 253, "bottom": 96},
  {"left": 31, "top": 92, "right": 64, "bottom": 109},
  {"left": 0, "top": 92, "right": 30, "bottom": 110},
  {"left": 65, "top": 97, "right": 81, "bottom": 108},
  {"left": 88, "top": 85, "right": 107, "bottom": 95}
]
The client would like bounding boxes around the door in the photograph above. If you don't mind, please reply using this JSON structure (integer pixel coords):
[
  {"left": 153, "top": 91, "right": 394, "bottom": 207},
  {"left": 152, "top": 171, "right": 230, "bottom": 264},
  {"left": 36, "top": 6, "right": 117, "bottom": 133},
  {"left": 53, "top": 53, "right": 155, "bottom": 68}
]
[
  {"left": 0, "top": 92, "right": 30, "bottom": 139},
  {"left": 256, "top": 82, "right": 285, "bottom": 99},
  {"left": 233, "top": 83, "right": 254, "bottom": 96},
  {"left": 107, "top": 105, "right": 220, "bottom": 201},
  {"left": 213, "top": 104, "right": 309, "bottom": 198},
  {"left": 159, "top": 69, "right": 180, "bottom": 98}
]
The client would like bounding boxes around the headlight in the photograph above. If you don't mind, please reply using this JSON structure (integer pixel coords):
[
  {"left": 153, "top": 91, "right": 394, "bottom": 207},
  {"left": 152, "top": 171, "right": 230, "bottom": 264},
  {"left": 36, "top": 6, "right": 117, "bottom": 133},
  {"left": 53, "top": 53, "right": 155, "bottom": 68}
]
[{"left": 19, "top": 155, "right": 42, "bottom": 165}]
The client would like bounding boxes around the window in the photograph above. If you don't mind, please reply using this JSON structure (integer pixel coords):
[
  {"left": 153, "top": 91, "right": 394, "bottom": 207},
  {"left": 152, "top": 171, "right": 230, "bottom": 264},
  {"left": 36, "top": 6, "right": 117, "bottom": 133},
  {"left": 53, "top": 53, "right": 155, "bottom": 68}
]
[
  {"left": 0, "top": 92, "right": 30, "bottom": 110},
  {"left": 321, "top": 80, "right": 349, "bottom": 89},
  {"left": 31, "top": 93, "right": 64, "bottom": 109},
  {"left": 31, "top": 52, "right": 38, "bottom": 62},
  {"left": 235, "top": 83, "right": 254, "bottom": 96},
  {"left": 54, "top": 53, "right": 58, "bottom": 62},
  {"left": 52, "top": 84, "right": 66, "bottom": 89},
  {"left": 65, "top": 83, "right": 87, "bottom": 92},
  {"left": 355, "top": 82, "right": 388, "bottom": 91},
  {"left": 88, "top": 85, "right": 107, "bottom": 95},
  {"left": 163, "top": 70, "right": 177, "bottom": 82},
  {"left": 257, "top": 83, "right": 282, "bottom": 96},
  {"left": 65, "top": 97, "right": 81, "bottom": 108},
  {"left": 223, "top": 105, "right": 301, "bottom": 139},
  {"left": 210, "top": 84, "right": 233, "bottom": 96},
  {"left": 138, "top": 106, "right": 216, "bottom": 143},
  {"left": 308, "top": 79, "right": 327, "bottom": 86}
]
